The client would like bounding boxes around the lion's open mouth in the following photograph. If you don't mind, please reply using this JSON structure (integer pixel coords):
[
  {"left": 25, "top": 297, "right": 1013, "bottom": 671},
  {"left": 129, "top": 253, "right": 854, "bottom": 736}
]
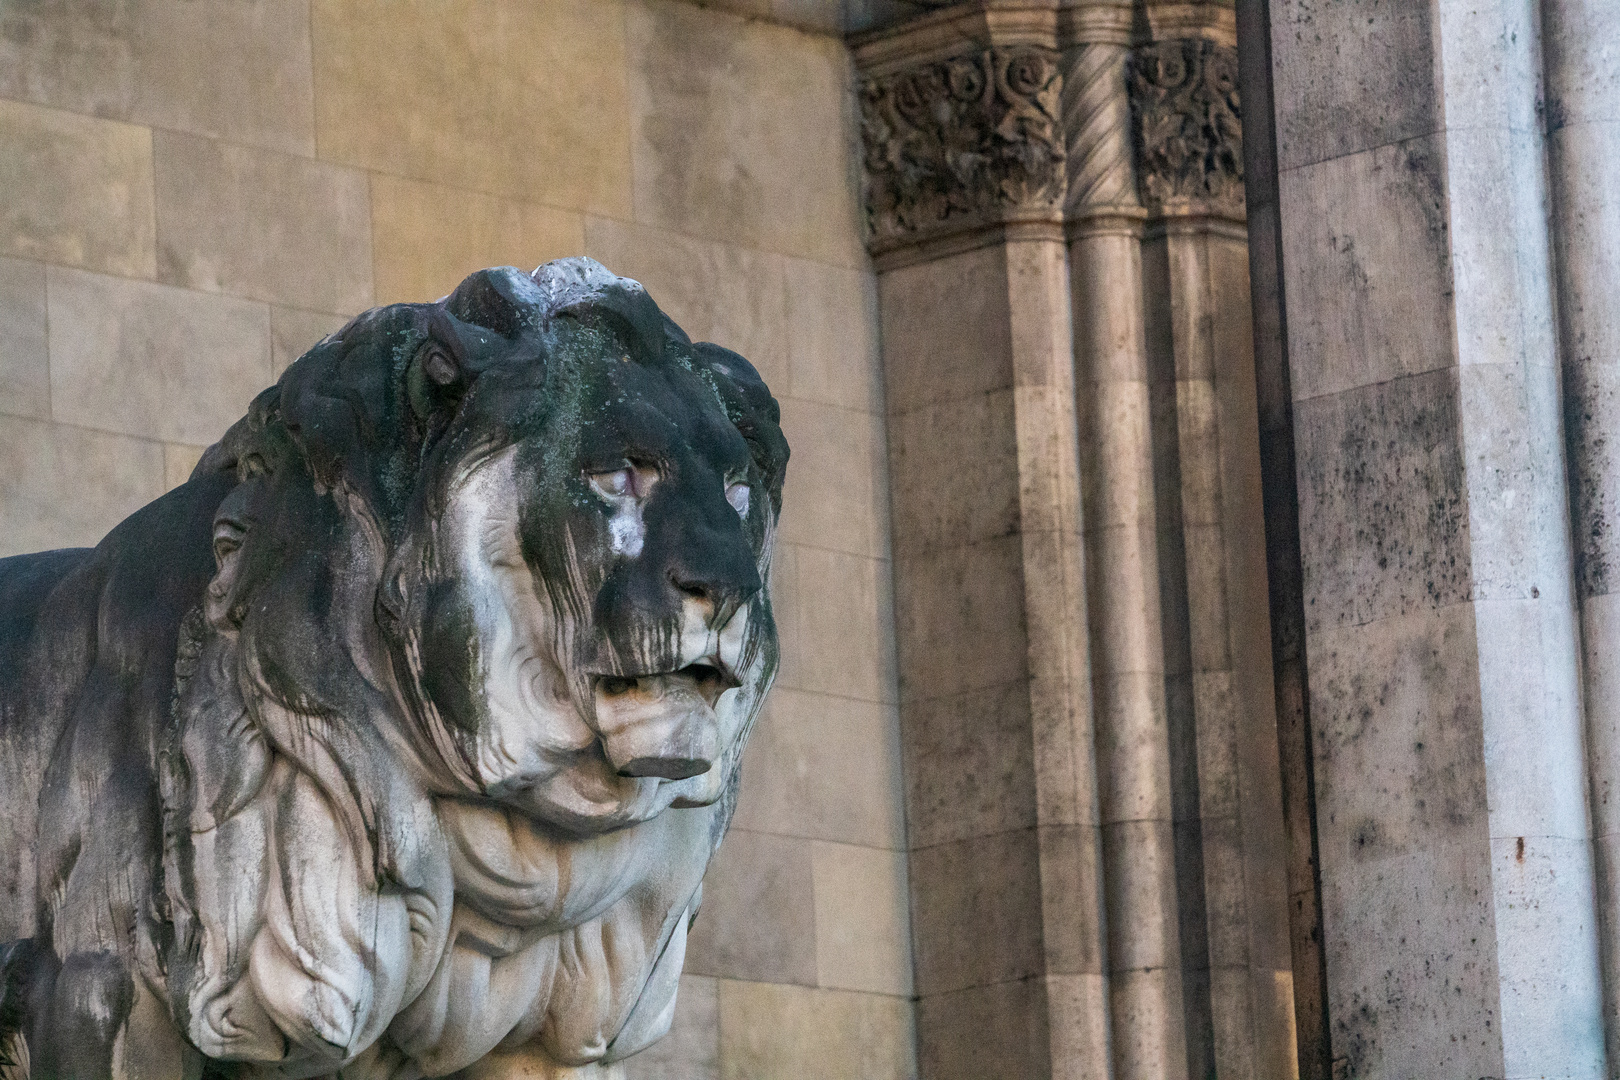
[{"left": 590, "top": 660, "right": 739, "bottom": 781}]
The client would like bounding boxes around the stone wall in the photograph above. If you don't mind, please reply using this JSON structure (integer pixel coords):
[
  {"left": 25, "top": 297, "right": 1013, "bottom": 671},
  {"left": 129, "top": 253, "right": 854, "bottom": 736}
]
[{"left": 0, "top": 2, "right": 913, "bottom": 1076}]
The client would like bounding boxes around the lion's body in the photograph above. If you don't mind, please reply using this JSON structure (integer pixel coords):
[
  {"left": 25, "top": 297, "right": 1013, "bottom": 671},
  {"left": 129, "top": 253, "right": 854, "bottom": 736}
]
[{"left": 0, "top": 261, "right": 786, "bottom": 1080}]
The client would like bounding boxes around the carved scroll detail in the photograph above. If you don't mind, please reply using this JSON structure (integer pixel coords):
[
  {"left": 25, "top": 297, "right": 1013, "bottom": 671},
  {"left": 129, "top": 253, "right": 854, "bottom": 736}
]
[
  {"left": 860, "top": 48, "right": 1066, "bottom": 250},
  {"left": 1128, "top": 39, "right": 1244, "bottom": 216}
]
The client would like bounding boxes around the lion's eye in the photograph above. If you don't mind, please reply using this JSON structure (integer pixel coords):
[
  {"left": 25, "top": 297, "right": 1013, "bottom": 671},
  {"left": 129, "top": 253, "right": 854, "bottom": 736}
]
[
  {"left": 726, "top": 482, "right": 750, "bottom": 518},
  {"left": 588, "top": 462, "right": 658, "bottom": 501}
]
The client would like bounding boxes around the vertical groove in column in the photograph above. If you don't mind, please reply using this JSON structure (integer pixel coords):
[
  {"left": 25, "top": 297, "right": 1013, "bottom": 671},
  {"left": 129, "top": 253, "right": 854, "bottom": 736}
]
[
  {"left": 1545, "top": 1, "right": 1620, "bottom": 1070},
  {"left": 1234, "top": 0, "right": 1329, "bottom": 1075}
]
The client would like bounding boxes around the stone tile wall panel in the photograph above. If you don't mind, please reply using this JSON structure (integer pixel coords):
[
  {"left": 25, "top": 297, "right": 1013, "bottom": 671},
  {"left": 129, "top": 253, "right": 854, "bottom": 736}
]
[{"left": 0, "top": 257, "right": 49, "bottom": 420}]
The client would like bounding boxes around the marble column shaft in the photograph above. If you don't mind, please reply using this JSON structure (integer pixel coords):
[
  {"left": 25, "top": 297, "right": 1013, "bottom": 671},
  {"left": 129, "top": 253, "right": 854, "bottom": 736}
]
[{"left": 1544, "top": 0, "right": 1620, "bottom": 1070}]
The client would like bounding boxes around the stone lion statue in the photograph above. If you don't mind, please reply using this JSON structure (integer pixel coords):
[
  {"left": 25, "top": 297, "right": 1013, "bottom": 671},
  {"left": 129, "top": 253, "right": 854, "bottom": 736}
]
[{"left": 0, "top": 259, "right": 788, "bottom": 1079}]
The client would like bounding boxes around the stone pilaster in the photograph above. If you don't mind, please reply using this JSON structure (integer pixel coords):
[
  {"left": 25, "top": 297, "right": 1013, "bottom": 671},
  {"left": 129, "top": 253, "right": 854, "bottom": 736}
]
[{"left": 856, "top": 5, "right": 1109, "bottom": 1078}]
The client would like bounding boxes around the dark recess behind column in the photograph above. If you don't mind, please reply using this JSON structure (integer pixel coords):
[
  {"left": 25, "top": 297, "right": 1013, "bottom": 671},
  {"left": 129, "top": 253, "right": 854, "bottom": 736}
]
[{"left": 1232, "top": 1, "right": 1332, "bottom": 1076}]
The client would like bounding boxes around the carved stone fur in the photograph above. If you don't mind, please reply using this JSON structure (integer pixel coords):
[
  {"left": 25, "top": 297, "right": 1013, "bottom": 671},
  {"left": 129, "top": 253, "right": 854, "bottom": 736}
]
[{"left": 0, "top": 259, "right": 788, "bottom": 1079}]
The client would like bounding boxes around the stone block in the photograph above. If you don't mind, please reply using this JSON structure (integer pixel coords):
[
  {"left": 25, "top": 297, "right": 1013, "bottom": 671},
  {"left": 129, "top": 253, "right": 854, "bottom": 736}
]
[
  {"left": 811, "top": 841, "right": 912, "bottom": 996},
  {"left": 626, "top": 1, "right": 862, "bottom": 268},
  {"left": 371, "top": 174, "right": 585, "bottom": 306},
  {"left": 1035, "top": 824, "right": 1106, "bottom": 976},
  {"left": 0, "top": 0, "right": 314, "bottom": 156},
  {"left": 878, "top": 246, "right": 1013, "bottom": 413},
  {"left": 893, "top": 537, "right": 1026, "bottom": 701},
  {"left": 909, "top": 830, "right": 1044, "bottom": 996},
  {"left": 717, "top": 980, "right": 916, "bottom": 1080},
  {"left": 1084, "top": 524, "right": 1166, "bottom": 676},
  {"left": 47, "top": 267, "right": 271, "bottom": 446},
  {"left": 584, "top": 218, "right": 789, "bottom": 394},
  {"left": 0, "top": 257, "right": 49, "bottom": 420},
  {"left": 1488, "top": 834, "right": 1606, "bottom": 1077},
  {"left": 783, "top": 257, "right": 881, "bottom": 413},
  {"left": 0, "top": 100, "right": 155, "bottom": 279},
  {"left": 900, "top": 683, "right": 1036, "bottom": 850},
  {"left": 271, "top": 306, "right": 350, "bottom": 376},
  {"left": 775, "top": 398, "right": 887, "bottom": 560},
  {"left": 1435, "top": 0, "right": 1542, "bottom": 134},
  {"left": 887, "top": 391, "right": 1019, "bottom": 558},
  {"left": 153, "top": 132, "right": 372, "bottom": 315},
  {"left": 1475, "top": 598, "right": 1587, "bottom": 840},
  {"left": 1092, "top": 669, "right": 1174, "bottom": 824},
  {"left": 1317, "top": 836, "right": 1503, "bottom": 1078},
  {"left": 915, "top": 980, "right": 1051, "bottom": 1080},
  {"left": 1079, "top": 379, "right": 1155, "bottom": 531},
  {"left": 684, "top": 829, "right": 817, "bottom": 986},
  {"left": 622, "top": 975, "right": 719, "bottom": 1080},
  {"left": 1270, "top": 0, "right": 1442, "bottom": 171},
  {"left": 776, "top": 544, "right": 897, "bottom": 705},
  {"left": 769, "top": 0, "right": 843, "bottom": 33},
  {"left": 162, "top": 444, "right": 206, "bottom": 491},
  {"left": 311, "top": 0, "right": 632, "bottom": 216},
  {"left": 1108, "top": 967, "right": 1189, "bottom": 1080},
  {"left": 1308, "top": 605, "right": 1487, "bottom": 869},
  {"left": 0, "top": 416, "right": 165, "bottom": 557},
  {"left": 1279, "top": 135, "right": 1456, "bottom": 402},
  {"left": 1045, "top": 972, "right": 1111, "bottom": 1079},
  {"left": 732, "top": 688, "right": 905, "bottom": 850},
  {"left": 1294, "top": 370, "right": 1471, "bottom": 634}
]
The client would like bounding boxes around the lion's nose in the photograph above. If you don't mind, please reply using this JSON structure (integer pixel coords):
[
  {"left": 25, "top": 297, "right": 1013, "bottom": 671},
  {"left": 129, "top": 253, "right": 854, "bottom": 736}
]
[{"left": 669, "top": 567, "right": 758, "bottom": 629}]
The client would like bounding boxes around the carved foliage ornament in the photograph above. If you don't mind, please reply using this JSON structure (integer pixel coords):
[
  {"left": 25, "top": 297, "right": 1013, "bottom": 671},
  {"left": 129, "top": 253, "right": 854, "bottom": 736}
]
[
  {"left": 861, "top": 47, "right": 1065, "bottom": 248},
  {"left": 1128, "top": 39, "right": 1244, "bottom": 215}
]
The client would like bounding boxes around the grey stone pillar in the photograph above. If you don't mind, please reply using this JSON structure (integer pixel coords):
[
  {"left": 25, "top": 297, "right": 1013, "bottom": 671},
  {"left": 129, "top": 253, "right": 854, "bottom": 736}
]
[
  {"left": 1259, "top": 0, "right": 1606, "bottom": 1074},
  {"left": 856, "top": 7, "right": 1110, "bottom": 1078},
  {"left": 1544, "top": 1, "right": 1620, "bottom": 1069}
]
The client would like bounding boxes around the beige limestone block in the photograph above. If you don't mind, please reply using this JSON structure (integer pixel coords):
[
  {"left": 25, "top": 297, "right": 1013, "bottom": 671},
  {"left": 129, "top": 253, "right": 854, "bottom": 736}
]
[
  {"left": 162, "top": 443, "right": 206, "bottom": 490},
  {"left": 0, "top": 416, "right": 165, "bottom": 557},
  {"left": 887, "top": 391, "right": 1019, "bottom": 558},
  {"left": 878, "top": 246, "right": 1013, "bottom": 412},
  {"left": 774, "top": 544, "right": 896, "bottom": 706},
  {"left": 782, "top": 257, "right": 881, "bottom": 413},
  {"left": 892, "top": 537, "right": 1027, "bottom": 701},
  {"left": 810, "top": 841, "right": 912, "bottom": 996},
  {"left": 900, "top": 684, "right": 1038, "bottom": 849},
  {"left": 909, "top": 830, "right": 1044, "bottom": 996},
  {"left": 915, "top": 976, "right": 1050, "bottom": 1080},
  {"left": 0, "top": 0, "right": 314, "bottom": 156},
  {"left": 717, "top": 980, "right": 916, "bottom": 1080},
  {"left": 626, "top": 1, "right": 863, "bottom": 268},
  {"left": 0, "top": 257, "right": 49, "bottom": 420},
  {"left": 1280, "top": 135, "right": 1456, "bottom": 402},
  {"left": 154, "top": 132, "right": 372, "bottom": 315},
  {"left": 584, "top": 218, "right": 789, "bottom": 393},
  {"left": 684, "top": 829, "right": 817, "bottom": 986},
  {"left": 775, "top": 398, "right": 887, "bottom": 560},
  {"left": 732, "top": 688, "right": 905, "bottom": 850},
  {"left": 0, "top": 100, "right": 155, "bottom": 279},
  {"left": 371, "top": 175, "right": 585, "bottom": 306},
  {"left": 47, "top": 267, "right": 271, "bottom": 446},
  {"left": 271, "top": 306, "right": 350, "bottom": 375},
  {"left": 311, "top": 0, "right": 632, "bottom": 216},
  {"left": 622, "top": 975, "right": 719, "bottom": 1080}
]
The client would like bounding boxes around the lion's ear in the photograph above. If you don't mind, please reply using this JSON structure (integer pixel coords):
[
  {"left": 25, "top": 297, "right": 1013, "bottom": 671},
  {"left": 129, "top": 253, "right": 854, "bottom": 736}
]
[{"left": 407, "top": 310, "right": 473, "bottom": 427}]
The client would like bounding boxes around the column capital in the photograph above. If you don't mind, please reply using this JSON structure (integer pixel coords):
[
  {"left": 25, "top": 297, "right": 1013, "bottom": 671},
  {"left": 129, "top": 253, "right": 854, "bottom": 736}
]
[
  {"left": 1127, "top": 37, "right": 1245, "bottom": 221},
  {"left": 854, "top": 4, "right": 1067, "bottom": 268}
]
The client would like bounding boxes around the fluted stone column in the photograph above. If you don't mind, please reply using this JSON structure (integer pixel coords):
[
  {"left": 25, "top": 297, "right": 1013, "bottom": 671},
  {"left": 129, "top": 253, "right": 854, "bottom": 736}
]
[
  {"left": 1544, "top": 2, "right": 1620, "bottom": 1070},
  {"left": 856, "top": 7, "right": 1110, "bottom": 1077}
]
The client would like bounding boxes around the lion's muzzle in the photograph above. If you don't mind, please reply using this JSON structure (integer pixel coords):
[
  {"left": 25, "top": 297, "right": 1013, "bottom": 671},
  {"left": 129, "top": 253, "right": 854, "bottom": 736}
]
[{"left": 591, "top": 663, "right": 736, "bottom": 780}]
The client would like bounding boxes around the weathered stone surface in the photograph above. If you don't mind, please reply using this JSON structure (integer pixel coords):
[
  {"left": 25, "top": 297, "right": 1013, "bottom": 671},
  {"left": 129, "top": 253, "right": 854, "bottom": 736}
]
[
  {"left": 0, "top": 0, "right": 315, "bottom": 156},
  {"left": 46, "top": 266, "right": 272, "bottom": 446},
  {"left": 716, "top": 980, "right": 916, "bottom": 1080},
  {"left": 154, "top": 132, "right": 373, "bottom": 314},
  {"left": 371, "top": 175, "right": 584, "bottom": 306},
  {"left": 0, "top": 100, "right": 156, "bottom": 278},
  {"left": 311, "top": 0, "right": 633, "bottom": 216},
  {"left": 0, "top": 257, "right": 49, "bottom": 421},
  {"left": 0, "top": 260, "right": 790, "bottom": 1077},
  {"left": 811, "top": 841, "right": 913, "bottom": 996},
  {"left": 685, "top": 829, "right": 819, "bottom": 987},
  {"left": 0, "top": 415, "right": 166, "bottom": 558},
  {"left": 628, "top": 1, "right": 863, "bottom": 268}
]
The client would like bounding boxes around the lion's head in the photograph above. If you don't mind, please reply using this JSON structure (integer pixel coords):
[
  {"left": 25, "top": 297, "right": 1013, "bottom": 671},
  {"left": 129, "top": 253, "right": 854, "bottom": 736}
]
[{"left": 158, "top": 259, "right": 787, "bottom": 1074}]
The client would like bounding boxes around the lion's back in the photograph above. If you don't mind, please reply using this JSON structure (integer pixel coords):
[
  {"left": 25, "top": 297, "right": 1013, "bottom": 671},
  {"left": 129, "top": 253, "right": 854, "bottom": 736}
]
[{"left": 0, "top": 547, "right": 95, "bottom": 941}]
